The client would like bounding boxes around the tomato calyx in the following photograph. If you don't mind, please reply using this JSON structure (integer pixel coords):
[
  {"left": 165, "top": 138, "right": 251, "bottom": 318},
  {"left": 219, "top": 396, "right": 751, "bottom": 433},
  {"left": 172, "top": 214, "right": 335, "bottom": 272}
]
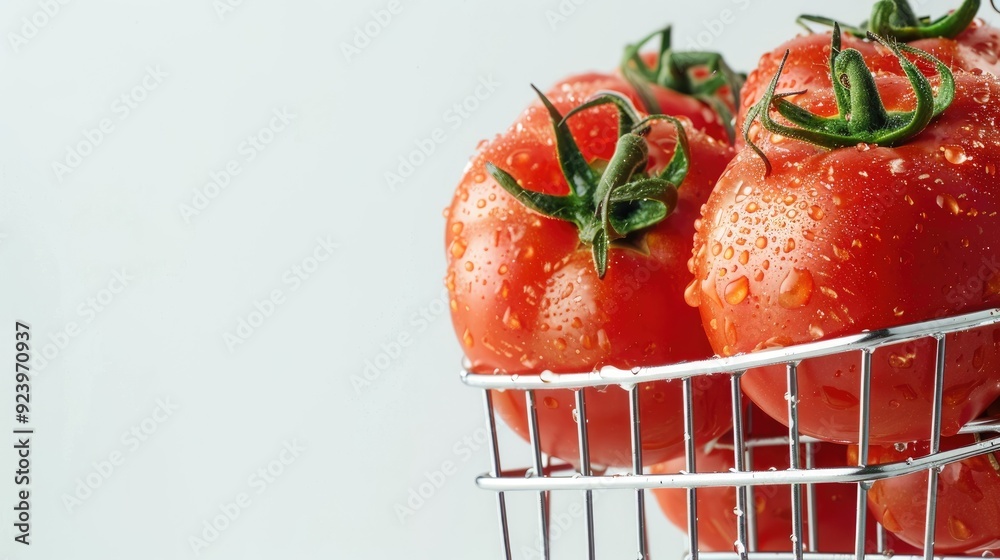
[
  {"left": 742, "top": 28, "right": 955, "bottom": 174},
  {"left": 487, "top": 89, "right": 690, "bottom": 278},
  {"left": 799, "top": 0, "right": 980, "bottom": 41},
  {"left": 620, "top": 25, "right": 744, "bottom": 143}
]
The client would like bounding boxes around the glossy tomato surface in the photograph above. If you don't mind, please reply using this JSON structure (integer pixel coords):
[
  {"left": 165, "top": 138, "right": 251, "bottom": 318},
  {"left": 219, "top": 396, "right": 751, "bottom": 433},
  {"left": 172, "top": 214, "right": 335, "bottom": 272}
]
[
  {"left": 652, "top": 411, "right": 917, "bottom": 553},
  {"left": 446, "top": 73, "right": 735, "bottom": 467},
  {"left": 689, "top": 73, "right": 1000, "bottom": 444},
  {"left": 854, "top": 434, "right": 1000, "bottom": 553},
  {"left": 737, "top": 22, "right": 1000, "bottom": 148}
]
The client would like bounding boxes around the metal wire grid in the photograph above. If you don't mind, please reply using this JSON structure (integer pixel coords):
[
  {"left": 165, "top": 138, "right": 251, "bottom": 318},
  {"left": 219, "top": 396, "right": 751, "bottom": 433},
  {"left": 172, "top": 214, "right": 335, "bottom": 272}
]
[{"left": 460, "top": 308, "right": 1000, "bottom": 560}]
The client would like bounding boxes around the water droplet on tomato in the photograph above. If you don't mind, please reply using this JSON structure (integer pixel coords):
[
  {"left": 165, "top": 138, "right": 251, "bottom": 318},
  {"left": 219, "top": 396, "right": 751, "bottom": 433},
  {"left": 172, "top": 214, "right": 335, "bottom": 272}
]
[
  {"left": 684, "top": 278, "right": 702, "bottom": 307},
  {"left": 597, "top": 329, "right": 611, "bottom": 351},
  {"left": 450, "top": 238, "right": 468, "bottom": 259},
  {"left": 888, "top": 399, "right": 900, "bottom": 409},
  {"left": 723, "top": 246, "right": 734, "bottom": 260},
  {"left": 502, "top": 307, "right": 522, "bottom": 330},
  {"left": 948, "top": 516, "right": 973, "bottom": 541},
  {"left": 463, "top": 329, "right": 475, "bottom": 348},
  {"left": 974, "top": 345, "right": 987, "bottom": 371},
  {"left": 809, "top": 324, "right": 824, "bottom": 339},
  {"left": 476, "top": 199, "right": 487, "bottom": 208},
  {"left": 543, "top": 397, "right": 559, "bottom": 409},
  {"left": 984, "top": 273, "right": 1000, "bottom": 300},
  {"left": 778, "top": 268, "right": 814, "bottom": 309},
  {"left": 745, "top": 201, "right": 759, "bottom": 213},
  {"left": 738, "top": 250, "right": 749, "bottom": 265},
  {"left": 497, "top": 264, "right": 508, "bottom": 275},
  {"left": 755, "top": 236, "right": 768, "bottom": 249},
  {"left": 942, "top": 145, "right": 968, "bottom": 165},
  {"left": 807, "top": 205, "right": 825, "bottom": 221},
  {"left": 464, "top": 261, "right": 475, "bottom": 272},
  {"left": 820, "top": 385, "right": 859, "bottom": 410},
  {"left": 974, "top": 88, "right": 991, "bottom": 104},
  {"left": 553, "top": 338, "right": 567, "bottom": 351},
  {"left": 936, "top": 193, "right": 963, "bottom": 215},
  {"left": 724, "top": 276, "right": 750, "bottom": 305},
  {"left": 711, "top": 242, "right": 723, "bottom": 256},
  {"left": 888, "top": 352, "right": 914, "bottom": 369}
]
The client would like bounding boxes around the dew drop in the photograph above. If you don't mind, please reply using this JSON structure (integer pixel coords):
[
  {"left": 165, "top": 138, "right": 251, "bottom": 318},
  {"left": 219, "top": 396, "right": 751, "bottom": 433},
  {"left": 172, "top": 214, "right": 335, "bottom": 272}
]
[
  {"left": 464, "top": 261, "right": 475, "bottom": 272},
  {"left": 684, "top": 278, "right": 702, "bottom": 307},
  {"left": 942, "top": 145, "right": 968, "bottom": 165},
  {"left": 738, "top": 250, "right": 750, "bottom": 265},
  {"left": 809, "top": 324, "right": 824, "bottom": 339},
  {"left": 450, "top": 238, "right": 468, "bottom": 259},
  {"left": 463, "top": 329, "right": 475, "bottom": 348},
  {"left": 554, "top": 338, "right": 567, "bottom": 351},
  {"left": 498, "top": 264, "right": 508, "bottom": 275},
  {"left": 476, "top": 199, "right": 487, "bottom": 208},
  {"left": 502, "top": 307, "right": 522, "bottom": 330},
  {"left": 755, "top": 236, "right": 768, "bottom": 249},
  {"left": 948, "top": 516, "right": 973, "bottom": 541},
  {"left": 778, "top": 268, "right": 814, "bottom": 309},
  {"left": 888, "top": 352, "right": 914, "bottom": 369},
  {"left": 724, "top": 246, "right": 735, "bottom": 260},
  {"left": 499, "top": 280, "right": 511, "bottom": 299},
  {"left": 784, "top": 238, "right": 796, "bottom": 253},
  {"left": 937, "top": 193, "right": 963, "bottom": 215},
  {"left": 808, "top": 205, "right": 826, "bottom": 221}
]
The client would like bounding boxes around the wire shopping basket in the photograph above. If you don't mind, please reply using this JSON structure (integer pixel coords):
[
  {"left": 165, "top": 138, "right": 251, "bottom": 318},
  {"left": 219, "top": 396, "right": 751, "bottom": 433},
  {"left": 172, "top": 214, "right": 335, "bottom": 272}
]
[{"left": 460, "top": 308, "right": 1000, "bottom": 560}]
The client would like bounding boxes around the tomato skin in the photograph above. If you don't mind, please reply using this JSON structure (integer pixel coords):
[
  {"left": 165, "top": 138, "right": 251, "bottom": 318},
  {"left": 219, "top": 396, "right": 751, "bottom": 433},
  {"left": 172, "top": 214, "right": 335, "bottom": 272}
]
[
  {"left": 737, "top": 22, "right": 1000, "bottom": 147},
  {"left": 652, "top": 412, "right": 918, "bottom": 553},
  {"left": 446, "top": 74, "right": 735, "bottom": 467},
  {"left": 689, "top": 73, "right": 1000, "bottom": 444},
  {"left": 853, "top": 435, "right": 1000, "bottom": 553}
]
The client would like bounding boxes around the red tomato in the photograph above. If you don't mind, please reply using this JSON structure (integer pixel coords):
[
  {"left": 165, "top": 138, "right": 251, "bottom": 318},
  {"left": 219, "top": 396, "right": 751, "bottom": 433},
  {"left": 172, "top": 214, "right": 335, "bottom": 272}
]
[
  {"left": 688, "top": 36, "right": 1000, "bottom": 444},
  {"left": 652, "top": 411, "right": 918, "bottom": 553},
  {"left": 852, "top": 435, "right": 1000, "bottom": 553},
  {"left": 445, "top": 72, "right": 735, "bottom": 467},
  {"left": 738, "top": 13, "right": 1000, "bottom": 147}
]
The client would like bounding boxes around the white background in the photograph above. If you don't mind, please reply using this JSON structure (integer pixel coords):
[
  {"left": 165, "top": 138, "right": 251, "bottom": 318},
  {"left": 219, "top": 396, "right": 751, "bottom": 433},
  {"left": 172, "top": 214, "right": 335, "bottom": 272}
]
[{"left": 0, "top": 1, "right": 994, "bottom": 558}]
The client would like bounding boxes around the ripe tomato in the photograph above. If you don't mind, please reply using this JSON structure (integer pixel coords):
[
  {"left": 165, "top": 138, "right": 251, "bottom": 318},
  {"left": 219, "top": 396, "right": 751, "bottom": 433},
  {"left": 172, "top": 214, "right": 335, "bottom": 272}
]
[
  {"left": 738, "top": 3, "right": 1000, "bottom": 146},
  {"left": 688, "top": 35, "right": 1000, "bottom": 443},
  {"left": 445, "top": 71, "right": 735, "bottom": 467},
  {"left": 852, "top": 434, "right": 1000, "bottom": 553},
  {"left": 620, "top": 26, "right": 742, "bottom": 143},
  {"left": 652, "top": 411, "right": 918, "bottom": 553}
]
